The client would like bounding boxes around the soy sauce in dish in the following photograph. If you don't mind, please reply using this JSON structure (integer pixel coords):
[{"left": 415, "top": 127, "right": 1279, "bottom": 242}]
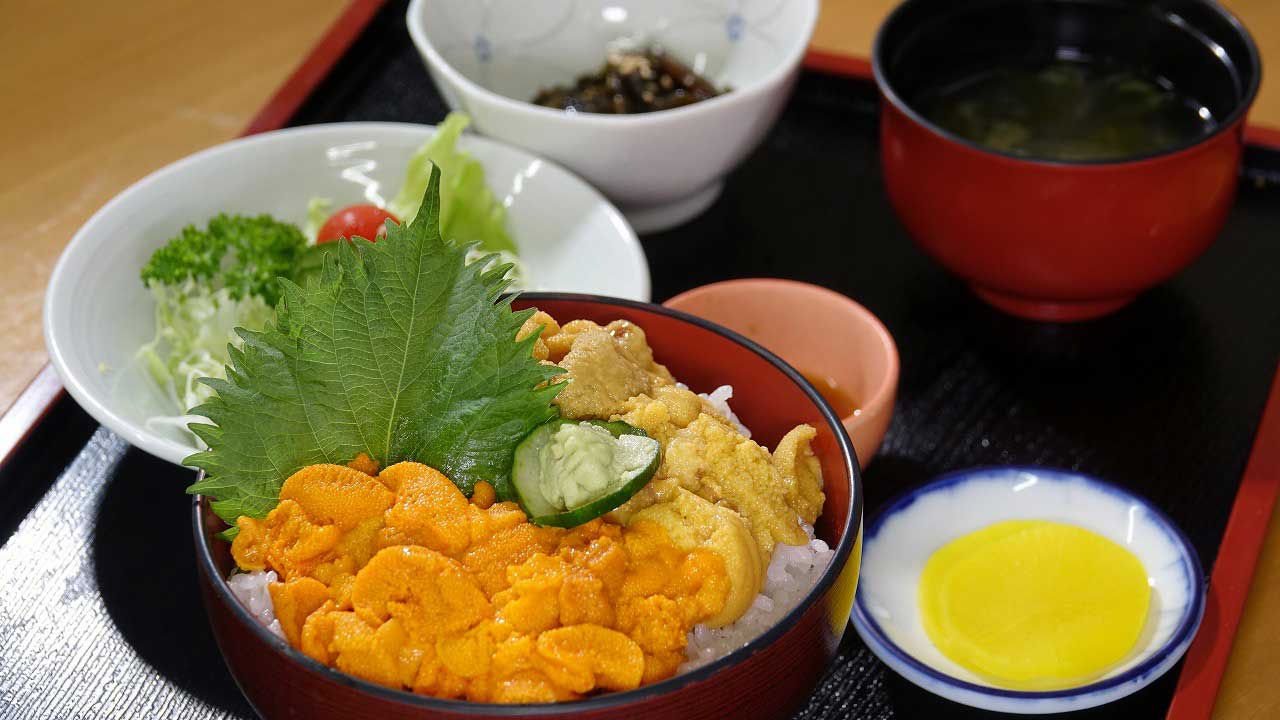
[
  {"left": 915, "top": 59, "right": 1216, "bottom": 162},
  {"left": 531, "top": 47, "right": 724, "bottom": 114},
  {"left": 801, "top": 371, "right": 860, "bottom": 419}
]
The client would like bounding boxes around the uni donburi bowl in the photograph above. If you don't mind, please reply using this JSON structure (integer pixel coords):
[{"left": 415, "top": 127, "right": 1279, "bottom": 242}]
[{"left": 194, "top": 293, "right": 863, "bottom": 720}]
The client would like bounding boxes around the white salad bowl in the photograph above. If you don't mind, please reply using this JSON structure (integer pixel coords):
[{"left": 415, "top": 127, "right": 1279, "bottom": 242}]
[
  {"left": 407, "top": 0, "right": 819, "bottom": 232},
  {"left": 851, "top": 466, "right": 1205, "bottom": 714},
  {"left": 44, "top": 121, "right": 648, "bottom": 466}
]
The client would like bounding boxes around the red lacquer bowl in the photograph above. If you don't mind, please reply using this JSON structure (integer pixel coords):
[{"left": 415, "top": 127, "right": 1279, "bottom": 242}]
[
  {"left": 193, "top": 293, "right": 863, "bottom": 720},
  {"left": 874, "top": 0, "right": 1260, "bottom": 321}
]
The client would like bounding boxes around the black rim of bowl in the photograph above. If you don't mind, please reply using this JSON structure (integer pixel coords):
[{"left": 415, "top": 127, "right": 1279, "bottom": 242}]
[
  {"left": 871, "top": 0, "right": 1262, "bottom": 167},
  {"left": 192, "top": 291, "right": 863, "bottom": 716}
]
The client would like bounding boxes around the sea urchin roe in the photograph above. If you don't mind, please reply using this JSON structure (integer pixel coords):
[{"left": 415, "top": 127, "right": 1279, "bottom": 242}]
[
  {"left": 613, "top": 389, "right": 824, "bottom": 559},
  {"left": 230, "top": 460, "right": 728, "bottom": 702},
  {"left": 919, "top": 520, "right": 1151, "bottom": 690}
]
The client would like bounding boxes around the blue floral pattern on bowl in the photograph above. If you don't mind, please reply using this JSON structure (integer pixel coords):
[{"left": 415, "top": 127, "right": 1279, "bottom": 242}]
[{"left": 420, "top": 0, "right": 799, "bottom": 101}]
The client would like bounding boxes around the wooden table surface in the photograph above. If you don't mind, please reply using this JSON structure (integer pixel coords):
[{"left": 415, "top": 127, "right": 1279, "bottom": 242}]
[{"left": 0, "top": 1, "right": 1275, "bottom": 718}]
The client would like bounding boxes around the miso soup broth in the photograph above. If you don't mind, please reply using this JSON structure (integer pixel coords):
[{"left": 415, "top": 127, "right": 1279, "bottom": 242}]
[{"left": 915, "top": 59, "right": 1216, "bottom": 162}]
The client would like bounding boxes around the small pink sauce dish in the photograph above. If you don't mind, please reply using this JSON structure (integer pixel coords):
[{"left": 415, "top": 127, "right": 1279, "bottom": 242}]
[{"left": 665, "top": 279, "right": 898, "bottom": 467}]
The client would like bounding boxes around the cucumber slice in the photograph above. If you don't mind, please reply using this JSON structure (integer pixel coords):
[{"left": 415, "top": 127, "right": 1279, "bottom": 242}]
[{"left": 512, "top": 418, "right": 661, "bottom": 528}]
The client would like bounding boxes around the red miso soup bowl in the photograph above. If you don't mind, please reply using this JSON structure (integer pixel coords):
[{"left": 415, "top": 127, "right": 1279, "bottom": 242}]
[
  {"left": 193, "top": 293, "right": 863, "bottom": 720},
  {"left": 874, "top": 0, "right": 1260, "bottom": 321}
]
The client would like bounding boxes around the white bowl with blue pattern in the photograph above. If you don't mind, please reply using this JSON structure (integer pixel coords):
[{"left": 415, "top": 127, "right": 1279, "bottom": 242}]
[
  {"left": 851, "top": 466, "right": 1205, "bottom": 714},
  {"left": 407, "top": 0, "right": 819, "bottom": 232}
]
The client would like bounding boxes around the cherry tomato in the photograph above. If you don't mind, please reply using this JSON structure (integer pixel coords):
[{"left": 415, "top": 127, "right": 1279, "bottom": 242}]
[{"left": 316, "top": 205, "right": 399, "bottom": 244}]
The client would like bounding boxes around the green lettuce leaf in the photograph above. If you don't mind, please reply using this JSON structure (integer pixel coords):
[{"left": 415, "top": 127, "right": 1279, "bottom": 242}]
[
  {"left": 185, "top": 167, "right": 562, "bottom": 527},
  {"left": 388, "top": 112, "right": 517, "bottom": 254}
]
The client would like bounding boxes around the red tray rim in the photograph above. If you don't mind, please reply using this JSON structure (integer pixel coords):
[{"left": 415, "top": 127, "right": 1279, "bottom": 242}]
[{"left": 2, "top": 4, "right": 1276, "bottom": 718}]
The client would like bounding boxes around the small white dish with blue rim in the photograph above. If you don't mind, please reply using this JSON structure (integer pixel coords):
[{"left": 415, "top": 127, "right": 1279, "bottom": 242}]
[{"left": 851, "top": 466, "right": 1205, "bottom": 714}]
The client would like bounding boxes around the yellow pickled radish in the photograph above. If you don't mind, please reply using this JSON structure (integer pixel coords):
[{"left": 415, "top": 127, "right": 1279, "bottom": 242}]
[{"left": 919, "top": 520, "right": 1150, "bottom": 690}]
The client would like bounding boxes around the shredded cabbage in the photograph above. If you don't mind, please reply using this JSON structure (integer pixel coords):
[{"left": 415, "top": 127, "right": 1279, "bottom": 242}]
[
  {"left": 465, "top": 248, "right": 529, "bottom": 291},
  {"left": 304, "top": 197, "right": 333, "bottom": 243},
  {"left": 137, "top": 280, "right": 274, "bottom": 415}
]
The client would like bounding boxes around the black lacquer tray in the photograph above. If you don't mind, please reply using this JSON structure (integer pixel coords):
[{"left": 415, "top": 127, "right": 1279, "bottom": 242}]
[{"left": 2, "top": 1, "right": 1279, "bottom": 718}]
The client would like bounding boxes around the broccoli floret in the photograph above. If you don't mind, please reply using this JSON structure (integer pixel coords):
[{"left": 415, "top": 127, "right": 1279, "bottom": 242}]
[{"left": 140, "top": 214, "right": 307, "bottom": 305}]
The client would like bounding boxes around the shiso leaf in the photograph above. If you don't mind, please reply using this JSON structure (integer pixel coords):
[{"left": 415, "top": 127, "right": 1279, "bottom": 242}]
[{"left": 185, "top": 167, "right": 563, "bottom": 529}]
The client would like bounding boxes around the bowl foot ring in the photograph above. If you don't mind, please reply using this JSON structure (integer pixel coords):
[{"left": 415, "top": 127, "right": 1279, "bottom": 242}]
[
  {"left": 971, "top": 286, "right": 1137, "bottom": 322},
  {"left": 622, "top": 182, "right": 724, "bottom": 234}
]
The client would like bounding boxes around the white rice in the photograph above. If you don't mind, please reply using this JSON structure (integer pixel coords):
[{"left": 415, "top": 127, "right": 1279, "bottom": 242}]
[
  {"left": 227, "top": 569, "right": 285, "bottom": 639},
  {"left": 688, "top": 383, "right": 752, "bottom": 439},
  {"left": 227, "top": 385, "right": 834, "bottom": 674},
  {"left": 679, "top": 523, "right": 833, "bottom": 673}
]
